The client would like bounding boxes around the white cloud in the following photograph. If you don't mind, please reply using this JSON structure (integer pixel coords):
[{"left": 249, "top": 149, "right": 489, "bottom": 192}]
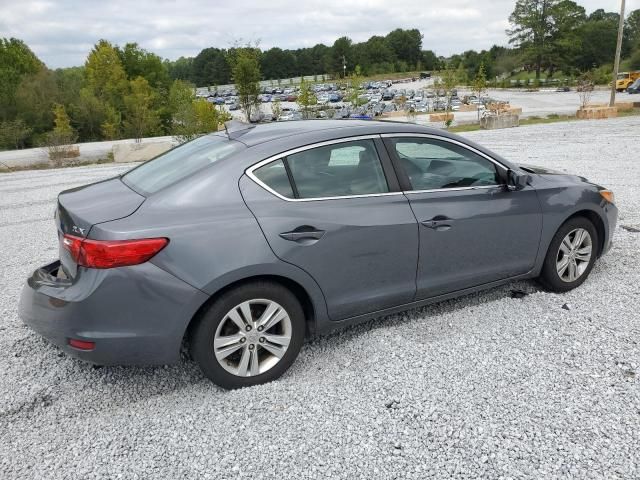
[{"left": 0, "top": 0, "right": 637, "bottom": 67}]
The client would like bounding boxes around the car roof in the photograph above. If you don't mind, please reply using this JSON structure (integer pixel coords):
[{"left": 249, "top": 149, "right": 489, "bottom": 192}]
[{"left": 214, "top": 119, "right": 445, "bottom": 147}]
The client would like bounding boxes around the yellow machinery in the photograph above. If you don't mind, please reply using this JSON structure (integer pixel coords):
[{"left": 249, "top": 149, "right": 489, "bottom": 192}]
[{"left": 616, "top": 71, "right": 640, "bottom": 91}]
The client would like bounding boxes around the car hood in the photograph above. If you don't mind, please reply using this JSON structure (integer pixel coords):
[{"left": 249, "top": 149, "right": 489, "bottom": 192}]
[
  {"left": 518, "top": 163, "right": 566, "bottom": 175},
  {"left": 519, "top": 163, "right": 594, "bottom": 186}
]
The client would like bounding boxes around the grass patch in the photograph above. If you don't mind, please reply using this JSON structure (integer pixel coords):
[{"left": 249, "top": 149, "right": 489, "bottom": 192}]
[
  {"left": 447, "top": 123, "right": 482, "bottom": 133},
  {"left": 449, "top": 108, "right": 640, "bottom": 133}
]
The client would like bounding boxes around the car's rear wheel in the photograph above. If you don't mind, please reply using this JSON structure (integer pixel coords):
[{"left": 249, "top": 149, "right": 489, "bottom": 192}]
[
  {"left": 190, "top": 282, "right": 305, "bottom": 389},
  {"left": 539, "top": 217, "right": 598, "bottom": 292}
]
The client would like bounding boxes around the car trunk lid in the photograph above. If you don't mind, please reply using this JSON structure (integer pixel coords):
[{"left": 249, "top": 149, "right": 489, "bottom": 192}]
[{"left": 56, "top": 177, "right": 145, "bottom": 277}]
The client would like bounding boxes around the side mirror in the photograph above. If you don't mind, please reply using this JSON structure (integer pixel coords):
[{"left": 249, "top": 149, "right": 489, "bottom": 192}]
[{"left": 507, "top": 170, "right": 531, "bottom": 191}]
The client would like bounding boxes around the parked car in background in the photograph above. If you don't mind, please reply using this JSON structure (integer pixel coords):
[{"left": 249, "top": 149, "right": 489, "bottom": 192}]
[
  {"left": 626, "top": 78, "right": 640, "bottom": 94},
  {"left": 20, "top": 120, "right": 617, "bottom": 389}
]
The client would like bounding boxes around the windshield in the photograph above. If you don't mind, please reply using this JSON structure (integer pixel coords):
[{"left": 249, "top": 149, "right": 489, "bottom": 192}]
[
  {"left": 122, "top": 135, "right": 245, "bottom": 195},
  {"left": 617, "top": 73, "right": 629, "bottom": 80}
]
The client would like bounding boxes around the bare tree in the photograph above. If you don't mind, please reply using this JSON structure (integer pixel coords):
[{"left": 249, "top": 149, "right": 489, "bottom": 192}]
[{"left": 577, "top": 72, "right": 594, "bottom": 109}]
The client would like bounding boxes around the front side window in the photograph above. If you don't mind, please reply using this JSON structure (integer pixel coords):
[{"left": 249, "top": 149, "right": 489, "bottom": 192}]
[
  {"left": 391, "top": 137, "right": 500, "bottom": 191},
  {"left": 252, "top": 139, "right": 389, "bottom": 199}
]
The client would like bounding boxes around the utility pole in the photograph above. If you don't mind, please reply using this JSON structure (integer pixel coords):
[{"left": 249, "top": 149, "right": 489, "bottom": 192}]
[{"left": 609, "top": 0, "right": 626, "bottom": 107}]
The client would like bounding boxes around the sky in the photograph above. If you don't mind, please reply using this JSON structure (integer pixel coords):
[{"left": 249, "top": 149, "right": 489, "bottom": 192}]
[{"left": 0, "top": 0, "right": 636, "bottom": 68}]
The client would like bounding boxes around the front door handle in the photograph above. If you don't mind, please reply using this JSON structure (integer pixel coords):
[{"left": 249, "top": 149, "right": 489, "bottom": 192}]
[
  {"left": 421, "top": 216, "right": 453, "bottom": 231},
  {"left": 279, "top": 227, "right": 325, "bottom": 242}
]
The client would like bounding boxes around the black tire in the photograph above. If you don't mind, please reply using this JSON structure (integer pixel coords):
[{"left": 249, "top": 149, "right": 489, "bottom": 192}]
[
  {"left": 190, "top": 281, "right": 305, "bottom": 389},
  {"left": 538, "top": 216, "right": 598, "bottom": 292}
]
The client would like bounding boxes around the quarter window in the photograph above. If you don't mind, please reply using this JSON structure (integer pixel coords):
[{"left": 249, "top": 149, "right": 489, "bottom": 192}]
[
  {"left": 252, "top": 139, "right": 389, "bottom": 199},
  {"left": 391, "top": 138, "right": 501, "bottom": 191},
  {"left": 252, "top": 159, "right": 294, "bottom": 198}
]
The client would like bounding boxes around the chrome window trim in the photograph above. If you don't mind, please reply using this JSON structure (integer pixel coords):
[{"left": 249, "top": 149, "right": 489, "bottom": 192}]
[
  {"left": 245, "top": 135, "right": 401, "bottom": 202},
  {"left": 404, "top": 185, "right": 502, "bottom": 194},
  {"left": 381, "top": 132, "right": 508, "bottom": 193}
]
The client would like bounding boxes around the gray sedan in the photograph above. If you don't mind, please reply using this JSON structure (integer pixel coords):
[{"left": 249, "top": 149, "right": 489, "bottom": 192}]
[{"left": 19, "top": 120, "right": 617, "bottom": 389}]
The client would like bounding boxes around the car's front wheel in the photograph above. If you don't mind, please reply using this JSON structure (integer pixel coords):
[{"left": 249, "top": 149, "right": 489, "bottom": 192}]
[
  {"left": 539, "top": 217, "right": 598, "bottom": 292},
  {"left": 190, "top": 282, "right": 305, "bottom": 389}
]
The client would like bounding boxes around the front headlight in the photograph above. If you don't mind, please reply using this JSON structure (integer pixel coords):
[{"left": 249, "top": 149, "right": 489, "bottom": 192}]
[{"left": 599, "top": 189, "right": 615, "bottom": 204}]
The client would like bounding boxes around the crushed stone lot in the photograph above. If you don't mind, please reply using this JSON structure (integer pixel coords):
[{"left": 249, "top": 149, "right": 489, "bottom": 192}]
[{"left": 1, "top": 117, "right": 639, "bottom": 479}]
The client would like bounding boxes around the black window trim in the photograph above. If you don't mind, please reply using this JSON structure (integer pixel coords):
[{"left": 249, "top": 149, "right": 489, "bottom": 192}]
[
  {"left": 246, "top": 135, "right": 404, "bottom": 202},
  {"left": 380, "top": 133, "right": 510, "bottom": 194}
]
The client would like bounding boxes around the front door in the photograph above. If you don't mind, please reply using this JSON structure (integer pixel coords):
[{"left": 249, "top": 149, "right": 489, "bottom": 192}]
[
  {"left": 241, "top": 137, "right": 419, "bottom": 320},
  {"left": 384, "top": 135, "right": 542, "bottom": 299}
]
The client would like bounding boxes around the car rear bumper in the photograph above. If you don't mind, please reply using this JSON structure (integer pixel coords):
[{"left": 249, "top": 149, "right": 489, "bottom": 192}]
[{"left": 19, "top": 260, "right": 208, "bottom": 365}]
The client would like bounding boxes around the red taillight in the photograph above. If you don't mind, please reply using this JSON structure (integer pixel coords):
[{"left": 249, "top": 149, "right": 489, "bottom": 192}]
[
  {"left": 62, "top": 234, "right": 168, "bottom": 269},
  {"left": 68, "top": 338, "right": 95, "bottom": 350}
]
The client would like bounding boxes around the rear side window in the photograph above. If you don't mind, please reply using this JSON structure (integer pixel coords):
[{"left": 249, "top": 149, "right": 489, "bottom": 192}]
[
  {"left": 252, "top": 139, "right": 389, "bottom": 199},
  {"left": 122, "top": 135, "right": 245, "bottom": 195},
  {"left": 391, "top": 138, "right": 500, "bottom": 191}
]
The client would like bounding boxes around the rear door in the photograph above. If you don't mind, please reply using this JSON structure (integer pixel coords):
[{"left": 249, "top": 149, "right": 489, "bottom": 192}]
[
  {"left": 383, "top": 134, "right": 542, "bottom": 299},
  {"left": 240, "top": 136, "right": 419, "bottom": 320}
]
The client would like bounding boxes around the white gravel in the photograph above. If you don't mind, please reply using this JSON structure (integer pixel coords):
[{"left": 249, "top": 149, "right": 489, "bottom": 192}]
[{"left": 1, "top": 117, "right": 639, "bottom": 479}]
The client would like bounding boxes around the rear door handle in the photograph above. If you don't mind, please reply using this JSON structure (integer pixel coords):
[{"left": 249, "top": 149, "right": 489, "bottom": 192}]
[{"left": 279, "top": 228, "right": 325, "bottom": 242}]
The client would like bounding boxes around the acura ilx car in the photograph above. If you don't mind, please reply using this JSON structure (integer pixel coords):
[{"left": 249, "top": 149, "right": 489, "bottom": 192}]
[{"left": 20, "top": 120, "right": 617, "bottom": 389}]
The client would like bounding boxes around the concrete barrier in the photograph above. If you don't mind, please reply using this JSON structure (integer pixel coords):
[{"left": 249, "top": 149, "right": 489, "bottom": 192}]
[
  {"left": 480, "top": 114, "right": 519, "bottom": 130},
  {"left": 113, "top": 141, "right": 173, "bottom": 163},
  {"left": 588, "top": 102, "right": 634, "bottom": 112},
  {"left": 576, "top": 107, "right": 618, "bottom": 119}
]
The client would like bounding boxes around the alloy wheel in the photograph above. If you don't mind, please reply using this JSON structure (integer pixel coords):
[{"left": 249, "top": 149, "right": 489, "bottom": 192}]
[
  {"left": 213, "top": 299, "right": 292, "bottom": 377},
  {"left": 556, "top": 228, "right": 592, "bottom": 283}
]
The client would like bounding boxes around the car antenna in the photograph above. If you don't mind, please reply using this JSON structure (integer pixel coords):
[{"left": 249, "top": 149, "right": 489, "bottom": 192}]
[{"left": 223, "top": 120, "right": 256, "bottom": 140}]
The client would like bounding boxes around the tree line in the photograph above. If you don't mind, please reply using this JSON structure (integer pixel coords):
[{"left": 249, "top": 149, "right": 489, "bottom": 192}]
[
  {"left": 168, "top": 29, "right": 431, "bottom": 87},
  {"left": 0, "top": 39, "right": 230, "bottom": 151},
  {"left": 1, "top": 2, "right": 640, "bottom": 151}
]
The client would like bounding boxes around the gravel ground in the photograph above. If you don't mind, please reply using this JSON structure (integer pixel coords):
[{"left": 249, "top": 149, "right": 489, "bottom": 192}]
[{"left": 1, "top": 117, "right": 639, "bottom": 479}]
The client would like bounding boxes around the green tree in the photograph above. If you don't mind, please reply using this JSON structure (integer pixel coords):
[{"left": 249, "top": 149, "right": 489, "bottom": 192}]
[
  {"left": 73, "top": 88, "right": 107, "bottom": 141},
  {"left": 574, "top": 17, "right": 620, "bottom": 70},
  {"left": 440, "top": 64, "right": 458, "bottom": 128},
  {"left": 101, "top": 105, "right": 121, "bottom": 140},
  {"left": 192, "top": 47, "right": 230, "bottom": 87},
  {"left": 166, "top": 56, "right": 194, "bottom": 81},
  {"left": 297, "top": 78, "right": 317, "bottom": 119},
  {"left": 332, "top": 36, "right": 353, "bottom": 77},
  {"left": 123, "top": 76, "right": 160, "bottom": 141},
  {"left": 85, "top": 39, "right": 129, "bottom": 109},
  {"left": 0, "top": 119, "right": 32, "bottom": 150},
  {"left": 546, "top": 0, "right": 586, "bottom": 75},
  {"left": 45, "top": 104, "right": 78, "bottom": 165},
  {"left": 55, "top": 67, "right": 85, "bottom": 108},
  {"left": 15, "top": 69, "right": 59, "bottom": 141},
  {"left": 271, "top": 98, "right": 282, "bottom": 120},
  {"left": 626, "top": 10, "right": 640, "bottom": 47},
  {"left": 117, "top": 42, "right": 170, "bottom": 89},
  {"left": 0, "top": 38, "right": 44, "bottom": 121},
  {"left": 228, "top": 46, "right": 261, "bottom": 122},
  {"left": 473, "top": 63, "right": 488, "bottom": 121},
  {"left": 508, "top": 0, "right": 560, "bottom": 79},
  {"left": 630, "top": 47, "right": 640, "bottom": 70},
  {"left": 385, "top": 29, "right": 423, "bottom": 69}
]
